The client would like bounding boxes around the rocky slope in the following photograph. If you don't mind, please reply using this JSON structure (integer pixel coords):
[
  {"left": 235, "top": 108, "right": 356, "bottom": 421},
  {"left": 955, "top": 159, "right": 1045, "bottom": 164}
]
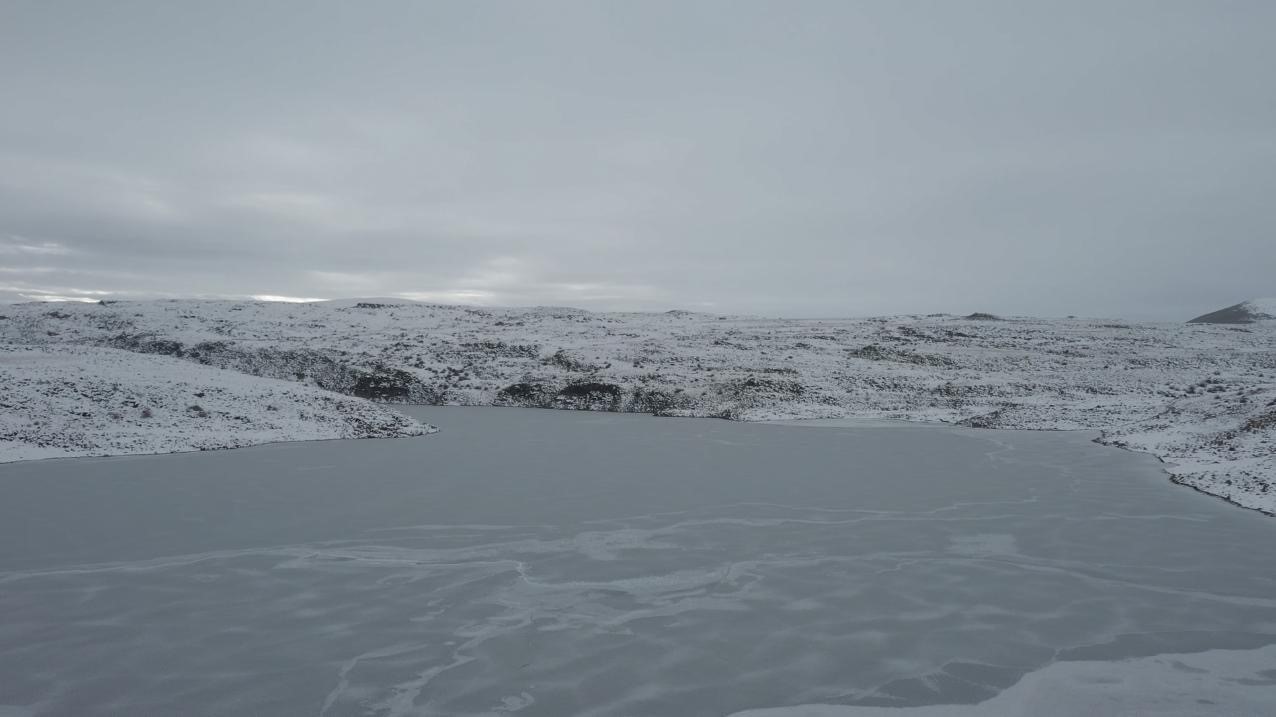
[
  {"left": 1, "top": 299, "right": 1272, "bottom": 513},
  {"left": 1187, "top": 297, "right": 1276, "bottom": 324},
  {"left": 0, "top": 343, "right": 434, "bottom": 462}
]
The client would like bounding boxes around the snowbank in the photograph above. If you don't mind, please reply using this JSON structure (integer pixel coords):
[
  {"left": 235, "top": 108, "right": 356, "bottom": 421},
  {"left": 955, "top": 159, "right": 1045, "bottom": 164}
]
[{"left": 1101, "top": 382, "right": 1276, "bottom": 514}]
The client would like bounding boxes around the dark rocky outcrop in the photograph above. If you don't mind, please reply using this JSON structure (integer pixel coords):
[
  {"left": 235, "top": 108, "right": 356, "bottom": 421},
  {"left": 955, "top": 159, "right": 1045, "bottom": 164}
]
[
  {"left": 708, "top": 377, "right": 807, "bottom": 419},
  {"left": 1188, "top": 301, "right": 1275, "bottom": 324},
  {"left": 495, "top": 382, "right": 554, "bottom": 406},
  {"left": 107, "top": 334, "right": 186, "bottom": 357},
  {"left": 626, "top": 387, "right": 685, "bottom": 416},
  {"left": 494, "top": 381, "right": 694, "bottom": 416},
  {"left": 542, "top": 349, "right": 599, "bottom": 372},
  {"left": 554, "top": 382, "right": 623, "bottom": 411},
  {"left": 107, "top": 334, "right": 440, "bottom": 403},
  {"left": 459, "top": 340, "right": 541, "bottom": 359},
  {"left": 850, "top": 343, "right": 956, "bottom": 367},
  {"left": 351, "top": 368, "right": 419, "bottom": 401}
]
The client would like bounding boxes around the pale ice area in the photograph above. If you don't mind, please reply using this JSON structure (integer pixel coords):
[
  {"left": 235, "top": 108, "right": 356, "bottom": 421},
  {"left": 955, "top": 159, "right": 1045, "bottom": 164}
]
[
  {"left": 730, "top": 645, "right": 1276, "bottom": 716},
  {"left": 1, "top": 407, "right": 1274, "bottom": 716}
]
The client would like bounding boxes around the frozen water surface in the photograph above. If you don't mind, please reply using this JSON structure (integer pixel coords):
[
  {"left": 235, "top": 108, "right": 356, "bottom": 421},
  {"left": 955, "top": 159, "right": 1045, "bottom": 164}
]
[{"left": 1, "top": 407, "right": 1273, "bottom": 716}]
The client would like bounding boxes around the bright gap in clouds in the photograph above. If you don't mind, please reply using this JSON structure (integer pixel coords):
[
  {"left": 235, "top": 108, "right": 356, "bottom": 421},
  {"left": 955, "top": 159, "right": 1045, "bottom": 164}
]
[
  {"left": 21, "top": 294, "right": 100, "bottom": 303},
  {"left": 250, "top": 295, "right": 327, "bottom": 303}
]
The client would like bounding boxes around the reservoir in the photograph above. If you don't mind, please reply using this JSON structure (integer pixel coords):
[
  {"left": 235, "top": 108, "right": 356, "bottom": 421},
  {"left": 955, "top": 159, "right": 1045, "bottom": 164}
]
[{"left": 1, "top": 407, "right": 1274, "bottom": 715}]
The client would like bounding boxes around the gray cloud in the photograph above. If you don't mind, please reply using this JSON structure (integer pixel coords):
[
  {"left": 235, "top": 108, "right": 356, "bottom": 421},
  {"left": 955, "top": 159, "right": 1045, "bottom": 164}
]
[{"left": 2, "top": 0, "right": 1273, "bottom": 318}]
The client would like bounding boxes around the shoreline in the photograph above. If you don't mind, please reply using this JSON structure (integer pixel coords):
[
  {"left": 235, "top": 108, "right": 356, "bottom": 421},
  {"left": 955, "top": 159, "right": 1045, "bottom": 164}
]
[{"left": 5, "top": 399, "right": 1270, "bottom": 518}]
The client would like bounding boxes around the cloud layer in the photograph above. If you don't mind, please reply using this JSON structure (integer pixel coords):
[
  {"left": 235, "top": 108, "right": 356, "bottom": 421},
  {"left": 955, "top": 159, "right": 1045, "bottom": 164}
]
[{"left": 2, "top": 1, "right": 1273, "bottom": 318}]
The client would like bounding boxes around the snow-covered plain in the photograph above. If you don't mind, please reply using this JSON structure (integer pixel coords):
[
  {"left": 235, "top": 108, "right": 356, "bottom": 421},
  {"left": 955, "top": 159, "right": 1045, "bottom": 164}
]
[{"left": 1, "top": 299, "right": 1272, "bottom": 512}]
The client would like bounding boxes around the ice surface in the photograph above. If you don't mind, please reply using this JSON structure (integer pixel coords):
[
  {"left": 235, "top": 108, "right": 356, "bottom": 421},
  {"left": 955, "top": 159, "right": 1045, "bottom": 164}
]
[
  {"left": 728, "top": 645, "right": 1276, "bottom": 716},
  {"left": 1, "top": 407, "right": 1272, "bottom": 716}
]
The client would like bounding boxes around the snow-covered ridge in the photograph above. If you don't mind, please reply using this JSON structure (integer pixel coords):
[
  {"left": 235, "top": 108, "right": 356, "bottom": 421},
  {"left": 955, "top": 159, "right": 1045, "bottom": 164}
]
[
  {"left": 1242, "top": 297, "right": 1276, "bottom": 318},
  {"left": 0, "top": 344, "right": 434, "bottom": 463},
  {"left": 1187, "top": 297, "right": 1276, "bottom": 324},
  {"left": 1, "top": 300, "right": 1272, "bottom": 513}
]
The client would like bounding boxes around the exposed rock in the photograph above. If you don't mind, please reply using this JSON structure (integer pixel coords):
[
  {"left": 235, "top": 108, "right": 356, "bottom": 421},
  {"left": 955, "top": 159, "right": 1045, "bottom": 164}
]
[
  {"left": 1188, "top": 299, "right": 1276, "bottom": 324},
  {"left": 495, "top": 382, "right": 553, "bottom": 407},
  {"left": 850, "top": 343, "right": 956, "bottom": 367},
  {"left": 554, "top": 382, "right": 623, "bottom": 411}
]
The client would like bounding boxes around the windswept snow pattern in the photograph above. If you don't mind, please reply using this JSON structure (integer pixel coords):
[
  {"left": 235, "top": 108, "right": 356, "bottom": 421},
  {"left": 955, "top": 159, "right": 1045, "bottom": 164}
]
[
  {"left": 1, "top": 300, "right": 1272, "bottom": 512},
  {"left": 1242, "top": 297, "right": 1276, "bottom": 319}
]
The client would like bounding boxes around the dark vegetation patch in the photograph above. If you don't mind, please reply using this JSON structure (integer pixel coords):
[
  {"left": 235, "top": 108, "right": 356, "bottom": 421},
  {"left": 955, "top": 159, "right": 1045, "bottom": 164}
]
[
  {"left": 108, "top": 334, "right": 185, "bottom": 357},
  {"left": 543, "top": 349, "right": 600, "bottom": 372},
  {"left": 494, "top": 381, "right": 693, "bottom": 415},
  {"left": 350, "top": 368, "right": 419, "bottom": 401},
  {"left": 627, "top": 387, "right": 685, "bottom": 416},
  {"left": 495, "top": 382, "right": 553, "bottom": 406},
  {"left": 712, "top": 376, "right": 806, "bottom": 409},
  {"left": 460, "top": 340, "right": 540, "bottom": 359},
  {"left": 1242, "top": 410, "right": 1276, "bottom": 433},
  {"left": 556, "top": 381, "right": 621, "bottom": 398},
  {"left": 756, "top": 366, "right": 799, "bottom": 375},
  {"left": 850, "top": 343, "right": 956, "bottom": 367}
]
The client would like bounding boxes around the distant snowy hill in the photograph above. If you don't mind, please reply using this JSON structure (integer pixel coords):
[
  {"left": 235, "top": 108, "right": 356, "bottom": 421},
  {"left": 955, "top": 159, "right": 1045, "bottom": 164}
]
[
  {"left": 1187, "top": 298, "right": 1276, "bottom": 324},
  {"left": 1, "top": 300, "right": 1273, "bottom": 514}
]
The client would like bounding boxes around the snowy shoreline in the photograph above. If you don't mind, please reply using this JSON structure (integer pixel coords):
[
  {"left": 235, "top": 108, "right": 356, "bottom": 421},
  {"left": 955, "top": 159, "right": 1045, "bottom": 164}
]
[{"left": 1, "top": 299, "right": 1271, "bottom": 514}]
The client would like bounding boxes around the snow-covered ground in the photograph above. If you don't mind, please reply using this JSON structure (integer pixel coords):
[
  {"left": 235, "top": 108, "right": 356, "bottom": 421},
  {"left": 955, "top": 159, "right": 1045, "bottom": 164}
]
[
  {"left": 0, "top": 344, "right": 433, "bottom": 462},
  {"left": 1, "top": 299, "right": 1272, "bottom": 512}
]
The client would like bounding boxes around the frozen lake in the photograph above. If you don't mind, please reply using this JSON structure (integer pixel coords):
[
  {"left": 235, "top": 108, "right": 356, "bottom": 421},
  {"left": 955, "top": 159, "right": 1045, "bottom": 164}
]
[{"left": 1, "top": 407, "right": 1274, "bottom": 716}]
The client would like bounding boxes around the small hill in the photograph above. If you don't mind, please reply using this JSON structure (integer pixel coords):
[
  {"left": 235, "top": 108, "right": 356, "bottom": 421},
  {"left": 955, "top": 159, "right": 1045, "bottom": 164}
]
[
  {"left": 324, "top": 297, "right": 423, "bottom": 309},
  {"left": 1187, "top": 298, "right": 1276, "bottom": 324}
]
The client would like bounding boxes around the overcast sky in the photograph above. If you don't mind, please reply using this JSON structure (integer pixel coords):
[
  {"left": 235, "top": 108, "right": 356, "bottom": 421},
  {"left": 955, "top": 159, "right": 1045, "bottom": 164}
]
[{"left": 2, "top": 1, "right": 1273, "bottom": 319}]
